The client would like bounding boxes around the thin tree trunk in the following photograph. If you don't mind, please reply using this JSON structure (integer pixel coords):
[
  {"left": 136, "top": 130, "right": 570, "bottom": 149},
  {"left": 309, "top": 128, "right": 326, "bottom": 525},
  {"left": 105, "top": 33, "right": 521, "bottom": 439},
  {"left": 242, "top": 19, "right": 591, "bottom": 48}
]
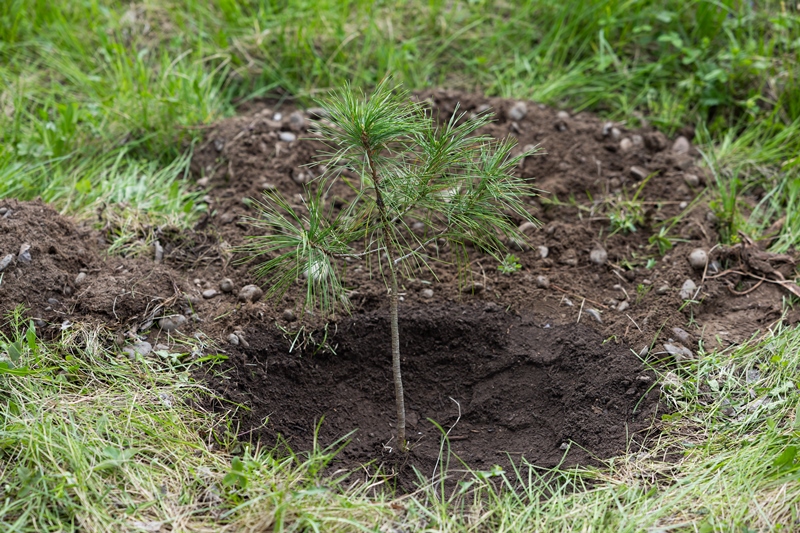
[
  {"left": 365, "top": 146, "right": 407, "bottom": 451},
  {"left": 385, "top": 247, "right": 406, "bottom": 450}
]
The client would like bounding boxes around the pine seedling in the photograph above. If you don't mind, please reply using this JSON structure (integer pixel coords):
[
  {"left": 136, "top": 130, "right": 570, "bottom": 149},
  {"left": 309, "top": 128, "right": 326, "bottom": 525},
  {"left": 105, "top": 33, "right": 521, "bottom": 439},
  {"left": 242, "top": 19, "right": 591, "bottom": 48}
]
[{"left": 243, "top": 79, "right": 538, "bottom": 450}]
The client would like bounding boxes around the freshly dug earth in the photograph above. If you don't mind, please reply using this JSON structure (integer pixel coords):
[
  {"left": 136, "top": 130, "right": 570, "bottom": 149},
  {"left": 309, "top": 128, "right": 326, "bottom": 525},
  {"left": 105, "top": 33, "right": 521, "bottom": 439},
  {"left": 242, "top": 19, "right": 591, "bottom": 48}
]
[{"left": 1, "top": 90, "right": 796, "bottom": 481}]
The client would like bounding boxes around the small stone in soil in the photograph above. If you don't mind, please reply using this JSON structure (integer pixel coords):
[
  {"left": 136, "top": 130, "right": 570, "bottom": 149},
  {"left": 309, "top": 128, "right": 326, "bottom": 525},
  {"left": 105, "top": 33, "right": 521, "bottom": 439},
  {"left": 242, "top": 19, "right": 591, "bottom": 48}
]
[
  {"left": 679, "top": 279, "right": 698, "bottom": 300},
  {"left": 17, "top": 243, "right": 31, "bottom": 263},
  {"left": 619, "top": 138, "right": 632, "bottom": 152},
  {"left": 610, "top": 127, "right": 621, "bottom": 140},
  {"left": 656, "top": 284, "right": 670, "bottom": 295},
  {"left": 708, "top": 260, "right": 721, "bottom": 274},
  {"left": 131, "top": 341, "right": 152, "bottom": 356},
  {"left": 518, "top": 221, "right": 537, "bottom": 233},
  {"left": 282, "top": 309, "right": 296, "bottom": 321},
  {"left": 158, "top": 315, "right": 187, "bottom": 332},
  {"left": 671, "top": 327, "right": 692, "bottom": 345},
  {"left": 202, "top": 289, "right": 218, "bottom": 299},
  {"left": 559, "top": 248, "right": 578, "bottom": 267},
  {"left": 507, "top": 102, "right": 528, "bottom": 122},
  {"left": 154, "top": 240, "right": 164, "bottom": 262},
  {"left": 585, "top": 308, "right": 602, "bottom": 323},
  {"left": 0, "top": 254, "right": 14, "bottom": 272},
  {"left": 288, "top": 111, "right": 306, "bottom": 131},
  {"left": 537, "top": 245, "right": 549, "bottom": 259},
  {"left": 74, "top": 272, "right": 86, "bottom": 286},
  {"left": 238, "top": 284, "right": 264, "bottom": 303},
  {"left": 279, "top": 131, "right": 297, "bottom": 143},
  {"left": 683, "top": 173, "right": 700, "bottom": 187},
  {"left": 557, "top": 110, "right": 570, "bottom": 120},
  {"left": 664, "top": 342, "right": 694, "bottom": 362},
  {"left": 306, "top": 107, "right": 328, "bottom": 118},
  {"left": 602, "top": 122, "right": 613, "bottom": 136},
  {"left": 617, "top": 301, "right": 629, "bottom": 312},
  {"left": 535, "top": 275, "right": 550, "bottom": 288},
  {"left": 629, "top": 166, "right": 648, "bottom": 180},
  {"left": 462, "top": 282, "right": 484, "bottom": 294},
  {"left": 631, "top": 134, "right": 643, "bottom": 146},
  {"left": 227, "top": 333, "right": 240, "bottom": 346},
  {"left": 421, "top": 288, "right": 434, "bottom": 299},
  {"left": 590, "top": 247, "right": 608, "bottom": 265},
  {"left": 688, "top": 248, "right": 708, "bottom": 269},
  {"left": 219, "top": 278, "right": 234, "bottom": 293},
  {"left": 672, "top": 136, "right": 690, "bottom": 154}
]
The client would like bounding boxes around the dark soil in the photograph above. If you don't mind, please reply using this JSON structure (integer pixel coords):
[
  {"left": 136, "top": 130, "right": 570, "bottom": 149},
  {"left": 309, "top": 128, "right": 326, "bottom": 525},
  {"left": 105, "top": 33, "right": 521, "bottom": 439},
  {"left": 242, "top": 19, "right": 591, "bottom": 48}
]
[{"left": 2, "top": 89, "right": 796, "bottom": 485}]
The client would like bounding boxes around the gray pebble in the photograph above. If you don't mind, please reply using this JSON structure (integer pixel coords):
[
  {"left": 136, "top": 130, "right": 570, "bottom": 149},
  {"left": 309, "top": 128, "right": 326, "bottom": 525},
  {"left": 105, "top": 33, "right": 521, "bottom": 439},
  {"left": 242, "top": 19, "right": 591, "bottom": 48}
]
[
  {"left": 679, "top": 279, "right": 697, "bottom": 300},
  {"left": 585, "top": 308, "right": 602, "bottom": 323},
  {"left": 0, "top": 254, "right": 14, "bottom": 272},
  {"left": 671, "top": 327, "right": 692, "bottom": 345},
  {"left": 556, "top": 110, "right": 570, "bottom": 120},
  {"left": 602, "top": 122, "right": 613, "bottom": 136},
  {"left": 234, "top": 330, "right": 250, "bottom": 348},
  {"left": 279, "top": 131, "right": 297, "bottom": 143},
  {"left": 664, "top": 342, "right": 694, "bottom": 362},
  {"left": 0, "top": 207, "right": 6, "bottom": 216},
  {"left": 64, "top": 286, "right": 73, "bottom": 296},
  {"left": 656, "top": 284, "right": 670, "bottom": 295},
  {"left": 688, "top": 248, "right": 708, "bottom": 269},
  {"left": 631, "top": 134, "right": 643, "bottom": 147},
  {"left": 306, "top": 107, "right": 328, "bottom": 119},
  {"left": 154, "top": 344, "right": 169, "bottom": 351},
  {"left": 219, "top": 278, "right": 234, "bottom": 293},
  {"left": 630, "top": 166, "right": 648, "bottom": 180},
  {"left": 610, "top": 127, "right": 621, "bottom": 140},
  {"left": 74, "top": 272, "right": 86, "bottom": 286},
  {"left": 238, "top": 284, "right": 264, "bottom": 303},
  {"left": 292, "top": 170, "right": 311, "bottom": 184},
  {"left": 272, "top": 112, "right": 283, "bottom": 121},
  {"left": 507, "top": 102, "right": 528, "bottom": 122},
  {"left": 672, "top": 136, "right": 690, "bottom": 154},
  {"left": 617, "top": 301, "right": 630, "bottom": 312},
  {"left": 202, "top": 289, "right": 218, "bottom": 299},
  {"left": 462, "top": 282, "right": 484, "bottom": 294},
  {"left": 154, "top": 240, "right": 164, "bottom": 262},
  {"left": 18, "top": 243, "right": 31, "bottom": 263},
  {"left": 421, "top": 288, "right": 434, "bottom": 299},
  {"left": 122, "top": 347, "right": 137, "bottom": 361},
  {"left": 683, "top": 173, "right": 700, "bottom": 187},
  {"left": 282, "top": 309, "right": 296, "bottom": 321},
  {"left": 559, "top": 249, "right": 578, "bottom": 267},
  {"left": 619, "top": 138, "right": 632, "bottom": 152},
  {"left": 590, "top": 247, "right": 608, "bottom": 265},
  {"left": 227, "top": 333, "right": 240, "bottom": 346},
  {"left": 158, "top": 315, "right": 187, "bottom": 332},
  {"left": 131, "top": 341, "right": 152, "bottom": 356},
  {"left": 47, "top": 298, "right": 60, "bottom": 306},
  {"left": 537, "top": 246, "right": 549, "bottom": 259},
  {"left": 288, "top": 111, "right": 306, "bottom": 131},
  {"left": 535, "top": 275, "right": 550, "bottom": 288}
]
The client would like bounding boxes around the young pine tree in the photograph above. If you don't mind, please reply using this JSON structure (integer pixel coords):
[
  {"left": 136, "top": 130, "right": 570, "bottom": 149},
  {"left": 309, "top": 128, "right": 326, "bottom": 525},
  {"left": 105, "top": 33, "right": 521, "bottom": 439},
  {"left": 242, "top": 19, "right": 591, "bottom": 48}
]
[{"left": 243, "top": 80, "right": 538, "bottom": 451}]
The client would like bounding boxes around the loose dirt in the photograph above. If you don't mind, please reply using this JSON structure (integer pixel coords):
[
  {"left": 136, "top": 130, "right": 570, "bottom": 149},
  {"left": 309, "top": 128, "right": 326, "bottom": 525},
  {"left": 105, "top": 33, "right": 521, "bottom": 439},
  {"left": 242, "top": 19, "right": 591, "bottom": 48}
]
[{"left": 1, "top": 90, "right": 796, "bottom": 485}]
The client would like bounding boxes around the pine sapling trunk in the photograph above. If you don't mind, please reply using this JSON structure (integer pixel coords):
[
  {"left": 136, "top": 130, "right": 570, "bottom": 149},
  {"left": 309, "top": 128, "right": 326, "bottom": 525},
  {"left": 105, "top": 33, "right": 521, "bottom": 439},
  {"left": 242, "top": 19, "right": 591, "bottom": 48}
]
[
  {"left": 366, "top": 146, "right": 407, "bottom": 451},
  {"left": 384, "top": 234, "right": 406, "bottom": 451}
]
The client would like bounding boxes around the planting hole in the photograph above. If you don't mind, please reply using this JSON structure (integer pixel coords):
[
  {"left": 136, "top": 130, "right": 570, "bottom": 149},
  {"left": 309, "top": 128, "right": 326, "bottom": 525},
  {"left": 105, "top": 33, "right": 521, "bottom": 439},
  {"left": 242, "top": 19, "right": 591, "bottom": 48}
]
[{"left": 207, "top": 303, "right": 660, "bottom": 482}]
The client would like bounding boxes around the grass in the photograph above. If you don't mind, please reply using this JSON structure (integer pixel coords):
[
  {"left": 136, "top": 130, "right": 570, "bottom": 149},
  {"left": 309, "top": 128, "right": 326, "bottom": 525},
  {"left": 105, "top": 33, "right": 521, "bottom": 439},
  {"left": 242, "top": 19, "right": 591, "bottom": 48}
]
[{"left": 3, "top": 0, "right": 800, "bottom": 530}]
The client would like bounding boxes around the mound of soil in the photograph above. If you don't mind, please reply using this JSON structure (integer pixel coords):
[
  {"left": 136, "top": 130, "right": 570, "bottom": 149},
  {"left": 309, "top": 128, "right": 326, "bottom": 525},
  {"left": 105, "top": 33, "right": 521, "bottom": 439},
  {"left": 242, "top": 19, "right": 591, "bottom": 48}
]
[{"left": 2, "top": 89, "right": 797, "bottom": 480}]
